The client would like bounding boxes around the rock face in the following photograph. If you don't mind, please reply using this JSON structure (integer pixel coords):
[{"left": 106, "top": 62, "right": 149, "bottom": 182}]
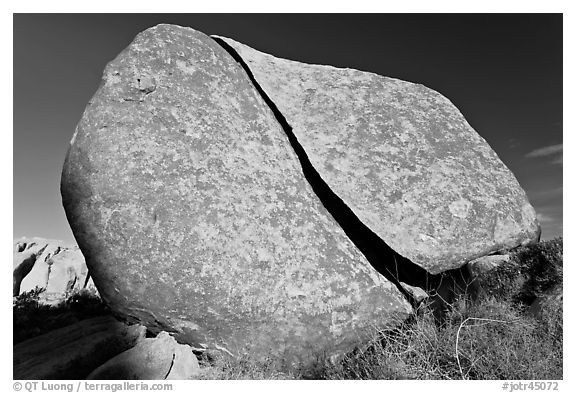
[
  {"left": 86, "top": 331, "right": 199, "bottom": 380},
  {"left": 13, "top": 316, "right": 146, "bottom": 379},
  {"left": 13, "top": 243, "right": 46, "bottom": 296},
  {"left": 216, "top": 36, "right": 541, "bottom": 274},
  {"left": 13, "top": 237, "right": 96, "bottom": 302},
  {"left": 467, "top": 254, "right": 511, "bottom": 278},
  {"left": 61, "top": 24, "right": 411, "bottom": 365}
]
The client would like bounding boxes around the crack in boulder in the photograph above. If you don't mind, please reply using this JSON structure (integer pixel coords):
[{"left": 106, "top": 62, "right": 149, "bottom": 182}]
[
  {"left": 211, "top": 37, "right": 466, "bottom": 309},
  {"left": 213, "top": 34, "right": 540, "bottom": 280},
  {"left": 163, "top": 353, "right": 176, "bottom": 379}
]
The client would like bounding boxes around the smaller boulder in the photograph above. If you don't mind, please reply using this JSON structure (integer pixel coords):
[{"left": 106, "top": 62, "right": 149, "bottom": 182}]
[
  {"left": 467, "top": 254, "right": 511, "bottom": 278},
  {"left": 86, "top": 331, "right": 200, "bottom": 380},
  {"left": 400, "top": 282, "right": 429, "bottom": 305}
]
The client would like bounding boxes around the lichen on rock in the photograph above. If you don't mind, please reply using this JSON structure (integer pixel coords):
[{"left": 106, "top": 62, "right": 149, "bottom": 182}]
[
  {"left": 215, "top": 35, "right": 541, "bottom": 274},
  {"left": 61, "top": 24, "right": 410, "bottom": 366}
]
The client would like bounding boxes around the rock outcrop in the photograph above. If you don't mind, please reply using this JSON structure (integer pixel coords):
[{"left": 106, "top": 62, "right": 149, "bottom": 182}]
[
  {"left": 215, "top": 36, "right": 540, "bottom": 274},
  {"left": 86, "top": 331, "right": 199, "bottom": 380},
  {"left": 13, "top": 237, "right": 97, "bottom": 303},
  {"left": 13, "top": 242, "right": 47, "bottom": 296},
  {"left": 60, "top": 24, "right": 411, "bottom": 365},
  {"left": 13, "top": 316, "right": 146, "bottom": 379}
]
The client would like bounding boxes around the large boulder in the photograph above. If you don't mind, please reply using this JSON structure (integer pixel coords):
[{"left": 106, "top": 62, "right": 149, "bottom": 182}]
[
  {"left": 86, "top": 331, "right": 199, "bottom": 380},
  {"left": 216, "top": 36, "right": 541, "bottom": 274},
  {"left": 13, "top": 316, "right": 146, "bottom": 379},
  {"left": 61, "top": 24, "right": 410, "bottom": 365},
  {"left": 13, "top": 237, "right": 95, "bottom": 303}
]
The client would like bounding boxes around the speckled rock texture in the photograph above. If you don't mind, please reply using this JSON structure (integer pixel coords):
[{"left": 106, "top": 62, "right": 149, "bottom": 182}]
[
  {"left": 217, "top": 36, "right": 541, "bottom": 274},
  {"left": 61, "top": 24, "right": 410, "bottom": 365},
  {"left": 467, "top": 254, "right": 511, "bottom": 278}
]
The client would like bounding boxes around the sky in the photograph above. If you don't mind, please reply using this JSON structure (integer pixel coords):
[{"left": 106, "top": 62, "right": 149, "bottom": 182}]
[{"left": 13, "top": 13, "right": 562, "bottom": 243}]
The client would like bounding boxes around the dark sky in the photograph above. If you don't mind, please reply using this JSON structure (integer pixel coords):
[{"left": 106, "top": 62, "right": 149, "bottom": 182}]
[{"left": 13, "top": 14, "right": 563, "bottom": 243}]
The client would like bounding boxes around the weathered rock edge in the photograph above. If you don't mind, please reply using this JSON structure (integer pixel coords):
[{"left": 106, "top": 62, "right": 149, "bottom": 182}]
[{"left": 214, "top": 35, "right": 541, "bottom": 274}]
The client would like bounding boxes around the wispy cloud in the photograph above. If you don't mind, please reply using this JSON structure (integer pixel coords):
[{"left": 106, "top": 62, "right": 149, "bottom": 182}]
[
  {"left": 526, "top": 144, "right": 562, "bottom": 157},
  {"left": 525, "top": 143, "right": 562, "bottom": 165},
  {"left": 551, "top": 155, "right": 563, "bottom": 165},
  {"left": 536, "top": 213, "right": 556, "bottom": 223}
]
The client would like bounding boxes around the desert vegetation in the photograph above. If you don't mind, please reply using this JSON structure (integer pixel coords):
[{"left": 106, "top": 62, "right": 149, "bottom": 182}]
[
  {"left": 13, "top": 238, "right": 562, "bottom": 379},
  {"left": 13, "top": 287, "right": 110, "bottom": 345}
]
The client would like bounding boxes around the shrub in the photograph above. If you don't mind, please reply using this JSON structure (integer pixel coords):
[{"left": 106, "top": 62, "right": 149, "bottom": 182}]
[
  {"left": 307, "top": 238, "right": 564, "bottom": 380},
  {"left": 475, "top": 238, "right": 563, "bottom": 306},
  {"left": 13, "top": 287, "right": 110, "bottom": 344}
]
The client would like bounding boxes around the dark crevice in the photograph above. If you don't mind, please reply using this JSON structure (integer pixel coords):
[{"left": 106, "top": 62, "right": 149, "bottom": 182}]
[
  {"left": 68, "top": 275, "right": 78, "bottom": 292},
  {"left": 163, "top": 353, "right": 176, "bottom": 379},
  {"left": 213, "top": 37, "right": 477, "bottom": 312},
  {"left": 83, "top": 271, "right": 92, "bottom": 289}
]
